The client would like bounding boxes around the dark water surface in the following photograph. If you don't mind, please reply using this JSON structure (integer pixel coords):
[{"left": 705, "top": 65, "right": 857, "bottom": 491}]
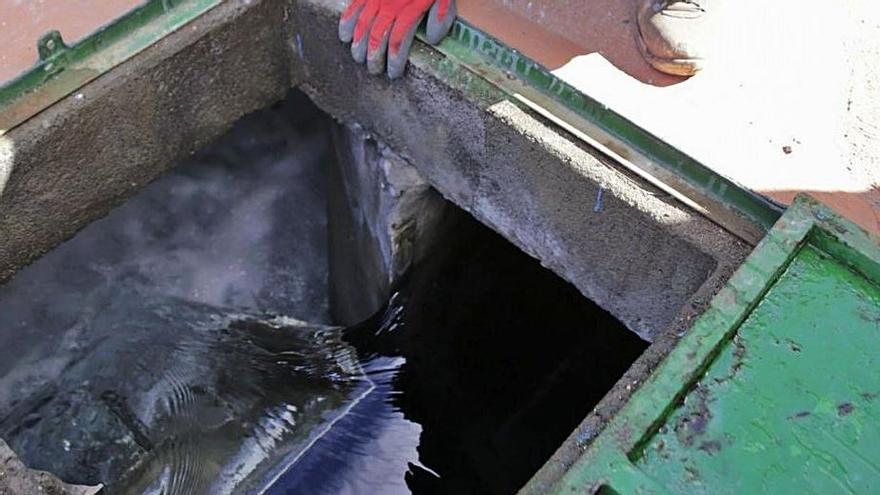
[
  {"left": 0, "top": 92, "right": 646, "bottom": 494},
  {"left": 268, "top": 210, "right": 648, "bottom": 495}
]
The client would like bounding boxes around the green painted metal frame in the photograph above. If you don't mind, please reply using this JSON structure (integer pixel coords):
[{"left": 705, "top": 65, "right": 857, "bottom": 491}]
[
  {"left": 0, "top": 0, "right": 221, "bottom": 131},
  {"left": 423, "top": 21, "right": 783, "bottom": 243},
  {"left": 544, "top": 193, "right": 880, "bottom": 494}
]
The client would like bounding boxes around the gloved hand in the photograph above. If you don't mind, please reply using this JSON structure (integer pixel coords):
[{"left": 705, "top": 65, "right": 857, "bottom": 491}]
[{"left": 339, "top": 0, "right": 456, "bottom": 79}]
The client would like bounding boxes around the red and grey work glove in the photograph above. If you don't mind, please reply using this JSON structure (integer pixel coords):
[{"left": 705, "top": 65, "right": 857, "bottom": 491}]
[{"left": 339, "top": 0, "right": 456, "bottom": 79}]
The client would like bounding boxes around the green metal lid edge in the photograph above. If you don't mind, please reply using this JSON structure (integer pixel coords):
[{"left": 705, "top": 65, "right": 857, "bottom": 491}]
[{"left": 545, "top": 193, "right": 880, "bottom": 493}]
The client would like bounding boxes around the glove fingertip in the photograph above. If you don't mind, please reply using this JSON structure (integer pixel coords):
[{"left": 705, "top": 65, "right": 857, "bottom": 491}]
[
  {"left": 339, "top": 17, "right": 356, "bottom": 43},
  {"left": 339, "top": 0, "right": 365, "bottom": 43},
  {"left": 387, "top": 20, "right": 421, "bottom": 79},
  {"left": 387, "top": 51, "right": 407, "bottom": 79},
  {"left": 367, "top": 38, "right": 388, "bottom": 75},
  {"left": 426, "top": 0, "right": 456, "bottom": 45},
  {"left": 351, "top": 35, "right": 368, "bottom": 64}
]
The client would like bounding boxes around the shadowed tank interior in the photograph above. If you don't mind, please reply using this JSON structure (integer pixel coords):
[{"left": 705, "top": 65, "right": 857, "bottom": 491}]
[
  {"left": 0, "top": 90, "right": 647, "bottom": 494},
  {"left": 337, "top": 209, "right": 647, "bottom": 494}
]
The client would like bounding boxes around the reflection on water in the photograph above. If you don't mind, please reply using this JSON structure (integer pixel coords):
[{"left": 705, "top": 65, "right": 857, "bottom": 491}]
[
  {"left": 268, "top": 210, "right": 648, "bottom": 495},
  {"left": 0, "top": 92, "right": 347, "bottom": 493},
  {"left": 2, "top": 290, "right": 365, "bottom": 494}
]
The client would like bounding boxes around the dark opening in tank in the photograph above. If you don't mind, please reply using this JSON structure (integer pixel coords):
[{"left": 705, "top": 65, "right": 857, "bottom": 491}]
[
  {"left": 0, "top": 90, "right": 647, "bottom": 495},
  {"left": 272, "top": 206, "right": 648, "bottom": 495}
]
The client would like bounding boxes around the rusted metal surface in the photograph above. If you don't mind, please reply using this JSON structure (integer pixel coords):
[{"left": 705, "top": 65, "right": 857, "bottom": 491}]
[
  {"left": 0, "top": 0, "right": 141, "bottom": 84},
  {"left": 545, "top": 194, "right": 880, "bottom": 494},
  {"left": 0, "top": 0, "right": 221, "bottom": 131}
]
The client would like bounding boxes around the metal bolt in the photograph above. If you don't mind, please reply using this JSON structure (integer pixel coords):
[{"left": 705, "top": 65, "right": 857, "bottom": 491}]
[{"left": 45, "top": 38, "right": 56, "bottom": 51}]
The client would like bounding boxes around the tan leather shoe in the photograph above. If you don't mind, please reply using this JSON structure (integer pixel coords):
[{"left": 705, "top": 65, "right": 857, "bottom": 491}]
[{"left": 636, "top": 0, "right": 713, "bottom": 76}]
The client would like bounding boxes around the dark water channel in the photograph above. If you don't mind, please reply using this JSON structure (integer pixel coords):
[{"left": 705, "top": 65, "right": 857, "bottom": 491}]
[
  {"left": 0, "top": 92, "right": 646, "bottom": 494},
  {"left": 274, "top": 210, "right": 648, "bottom": 495}
]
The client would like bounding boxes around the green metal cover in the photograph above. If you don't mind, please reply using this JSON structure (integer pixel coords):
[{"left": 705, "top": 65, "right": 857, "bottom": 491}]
[{"left": 549, "top": 194, "right": 880, "bottom": 494}]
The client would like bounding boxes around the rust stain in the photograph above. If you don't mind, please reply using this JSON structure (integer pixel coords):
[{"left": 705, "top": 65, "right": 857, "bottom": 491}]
[
  {"left": 713, "top": 337, "right": 747, "bottom": 385},
  {"left": 683, "top": 464, "right": 701, "bottom": 482},
  {"left": 0, "top": 0, "right": 143, "bottom": 84},
  {"left": 674, "top": 385, "right": 712, "bottom": 447},
  {"left": 601, "top": 139, "right": 632, "bottom": 161}
]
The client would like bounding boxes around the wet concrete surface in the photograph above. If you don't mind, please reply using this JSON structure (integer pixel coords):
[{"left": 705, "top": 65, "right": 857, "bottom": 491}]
[{"left": 0, "top": 439, "right": 101, "bottom": 495}]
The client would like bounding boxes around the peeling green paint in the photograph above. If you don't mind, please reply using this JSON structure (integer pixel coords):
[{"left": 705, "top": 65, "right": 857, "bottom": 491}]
[
  {"left": 636, "top": 245, "right": 880, "bottom": 493},
  {"left": 546, "top": 195, "right": 880, "bottom": 494}
]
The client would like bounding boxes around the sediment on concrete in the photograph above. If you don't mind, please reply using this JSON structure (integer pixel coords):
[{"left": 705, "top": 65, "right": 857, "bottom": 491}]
[
  {"left": 0, "top": 0, "right": 749, "bottom": 491},
  {"left": 0, "top": 439, "right": 102, "bottom": 495},
  {"left": 327, "top": 122, "right": 450, "bottom": 325}
]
